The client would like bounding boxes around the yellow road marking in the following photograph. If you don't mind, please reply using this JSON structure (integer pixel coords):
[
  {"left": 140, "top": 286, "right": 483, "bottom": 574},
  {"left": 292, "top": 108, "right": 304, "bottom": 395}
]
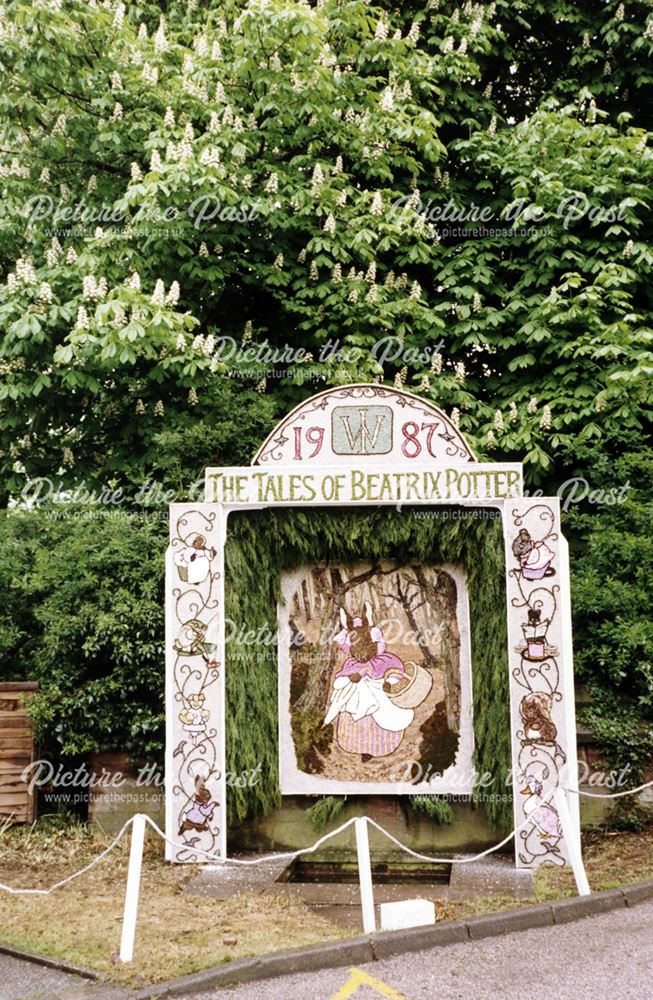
[{"left": 329, "top": 966, "right": 409, "bottom": 1000}]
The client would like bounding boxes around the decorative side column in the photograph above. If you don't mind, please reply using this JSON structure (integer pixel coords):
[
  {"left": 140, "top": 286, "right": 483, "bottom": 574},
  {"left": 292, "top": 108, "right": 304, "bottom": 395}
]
[
  {"left": 165, "top": 504, "right": 226, "bottom": 861},
  {"left": 504, "top": 499, "right": 578, "bottom": 868}
]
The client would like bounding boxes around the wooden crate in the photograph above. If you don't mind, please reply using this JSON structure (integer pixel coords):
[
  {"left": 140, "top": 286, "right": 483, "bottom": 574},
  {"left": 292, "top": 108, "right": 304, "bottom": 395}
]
[{"left": 0, "top": 682, "right": 38, "bottom": 823}]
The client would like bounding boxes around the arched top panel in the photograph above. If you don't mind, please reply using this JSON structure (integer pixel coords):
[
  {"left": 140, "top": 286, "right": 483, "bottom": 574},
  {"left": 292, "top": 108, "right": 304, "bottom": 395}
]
[{"left": 251, "top": 383, "right": 476, "bottom": 468}]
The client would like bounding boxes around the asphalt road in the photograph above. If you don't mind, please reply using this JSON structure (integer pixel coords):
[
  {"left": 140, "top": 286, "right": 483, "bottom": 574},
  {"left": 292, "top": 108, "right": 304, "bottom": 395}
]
[
  {"left": 0, "top": 953, "right": 127, "bottom": 1000},
  {"left": 191, "top": 899, "right": 653, "bottom": 1000}
]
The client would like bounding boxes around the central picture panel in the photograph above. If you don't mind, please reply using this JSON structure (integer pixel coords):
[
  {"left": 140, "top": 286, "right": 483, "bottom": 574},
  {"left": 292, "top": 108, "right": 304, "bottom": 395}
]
[{"left": 278, "top": 560, "right": 474, "bottom": 795}]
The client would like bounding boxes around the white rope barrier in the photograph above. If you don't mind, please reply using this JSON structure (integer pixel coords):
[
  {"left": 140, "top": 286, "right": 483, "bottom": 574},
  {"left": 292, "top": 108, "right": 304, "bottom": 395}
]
[
  {"left": 365, "top": 806, "right": 541, "bottom": 866},
  {"left": 143, "top": 814, "right": 359, "bottom": 866},
  {"left": 0, "top": 816, "right": 134, "bottom": 895},
  {"left": 3, "top": 778, "right": 649, "bottom": 892},
  {"left": 1, "top": 776, "right": 652, "bottom": 957},
  {"left": 2, "top": 776, "right": 650, "bottom": 895},
  {"left": 567, "top": 777, "right": 653, "bottom": 799}
]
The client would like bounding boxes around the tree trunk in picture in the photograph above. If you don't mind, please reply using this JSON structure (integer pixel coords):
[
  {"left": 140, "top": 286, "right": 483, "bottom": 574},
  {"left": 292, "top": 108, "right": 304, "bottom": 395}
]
[
  {"left": 413, "top": 565, "right": 461, "bottom": 731},
  {"left": 382, "top": 569, "right": 439, "bottom": 672}
]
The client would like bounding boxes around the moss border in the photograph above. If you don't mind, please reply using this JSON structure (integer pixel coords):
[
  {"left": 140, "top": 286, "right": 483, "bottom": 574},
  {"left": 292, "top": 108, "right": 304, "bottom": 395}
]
[{"left": 223, "top": 506, "right": 511, "bottom": 830}]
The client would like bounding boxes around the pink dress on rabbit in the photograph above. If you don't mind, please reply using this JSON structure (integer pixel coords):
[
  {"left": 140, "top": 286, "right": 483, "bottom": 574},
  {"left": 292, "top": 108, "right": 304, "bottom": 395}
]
[{"left": 330, "top": 616, "right": 409, "bottom": 756}]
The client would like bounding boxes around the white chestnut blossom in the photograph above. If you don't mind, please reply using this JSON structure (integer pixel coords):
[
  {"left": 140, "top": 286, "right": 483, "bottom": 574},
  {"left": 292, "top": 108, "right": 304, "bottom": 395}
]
[
  {"left": 380, "top": 87, "right": 394, "bottom": 112},
  {"left": 46, "top": 238, "right": 61, "bottom": 267},
  {"left": 374, "top": 20, "right": 388, "bottom": 41},
  {"left": 142, "top": 64, "right": 158, "bottom": 85},
  {"left": 407, "top": 22, "right": 420, "bottom": 43},
  {"left": 76, "top": 306, "right": 90, "bottom": 329},
  {"left": 151, "top": 279, "right": 165, "bottom": 306},
  {"left": 370, "top": 191, "right": 383, "bottom": 216}
]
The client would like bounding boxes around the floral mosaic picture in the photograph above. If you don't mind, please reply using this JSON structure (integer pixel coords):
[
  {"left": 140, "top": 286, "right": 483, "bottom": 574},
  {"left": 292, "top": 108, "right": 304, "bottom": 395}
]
[{"left": 278, "top": 560, "right": 474, "bottom": 795}]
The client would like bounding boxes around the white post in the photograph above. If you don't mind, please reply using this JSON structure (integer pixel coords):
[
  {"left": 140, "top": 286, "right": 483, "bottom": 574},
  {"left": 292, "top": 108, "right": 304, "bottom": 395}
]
[
  {"left": 120, "top": 813, "right": 147, "bottom": 962},
  {"left": 554, "top": 788, "right": 591, "bottom": 896},
  {"left": 355, "top": 817, "right": 376, "bottom": 934}
]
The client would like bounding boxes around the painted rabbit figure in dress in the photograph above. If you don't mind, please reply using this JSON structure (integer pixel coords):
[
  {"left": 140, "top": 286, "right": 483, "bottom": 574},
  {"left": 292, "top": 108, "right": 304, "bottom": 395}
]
[{"left": 324, "top": 602, "right": 414, "bottom": 759}]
